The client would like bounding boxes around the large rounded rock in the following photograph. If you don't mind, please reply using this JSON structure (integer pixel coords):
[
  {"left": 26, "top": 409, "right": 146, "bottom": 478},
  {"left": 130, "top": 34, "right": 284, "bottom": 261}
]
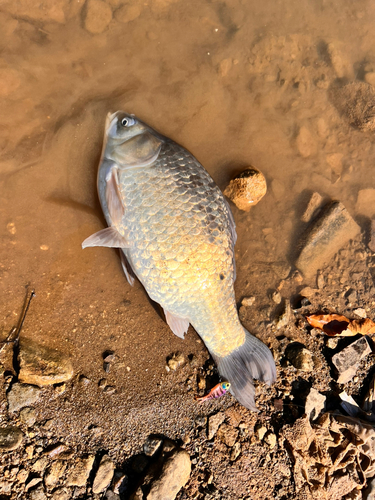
[
  {"left": 18, "top": 338, "right": 74, "bottom": 386},
  {"left": 224, "top": 168, "right": 267, "bottom": 211},
  {"left": 0, "top": 426, "right": 23, "bottom": 451},
  {"left": 147, "top": 450, "right": 191, "bottom": 500}
]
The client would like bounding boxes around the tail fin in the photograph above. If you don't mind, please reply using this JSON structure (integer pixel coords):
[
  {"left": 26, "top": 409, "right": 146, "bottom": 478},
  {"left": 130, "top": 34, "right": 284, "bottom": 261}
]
[{"left": 212, "top": 329, "right": 276, "bottom": 411}]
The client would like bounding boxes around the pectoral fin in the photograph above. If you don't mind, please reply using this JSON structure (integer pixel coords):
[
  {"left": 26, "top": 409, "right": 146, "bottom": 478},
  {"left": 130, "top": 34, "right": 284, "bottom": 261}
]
[
  {"left": 82, "top": 227, "right": 128, "bottom": 249},
  {"left": 105, "top": 167, "right": 124, "bottom": 226},
  {"left": 163, "top": 309, "right": 190, "bottom": 339}
]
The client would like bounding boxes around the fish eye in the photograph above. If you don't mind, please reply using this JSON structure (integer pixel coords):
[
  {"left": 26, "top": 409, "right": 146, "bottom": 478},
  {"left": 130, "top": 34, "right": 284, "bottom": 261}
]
[{"left": 120, "top": 116, "right": 136, "bottom": 127}]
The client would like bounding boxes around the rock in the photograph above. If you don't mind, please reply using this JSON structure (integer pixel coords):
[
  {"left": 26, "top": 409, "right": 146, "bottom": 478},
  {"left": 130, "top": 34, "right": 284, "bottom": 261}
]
[
  {"left": 325, "top": 336, "right": 338, "bottom": 349},
  {"left": 305, "top": 388, "right": 326, "bottom": 420},
  {"left": 112, "top": 472, "right": 128, "bottom": 494},
  {"left": 54, "top": 383, "right": 66, "bottom": 394},
  {"left": 65, "top": 456, "right": 95, "bottom": 487},
  {"left": 255, "top": 424, "right": 267, "bottom": 440},
  {"left": 327, "top": 42, "right": 351, "bottom": 78},
  {"left": 207, "top": 412, "right": 225, "bottom": 440},
  {"left": 144, "top": 437, "right": 163, "bottom": 457},
  {"left": 17, "top": 469, "right": 29, "bottom": 483},
  {"left": 167, "top": 352, "right": 185, "bottom": 371},
  {"left": 162, "top": 439, "right": 177, "bottom": 454},
  {"left": 45, "top": 443, "right": 70, "bottom": 459},
  {"left": 301, "top": 192, "right": 324, "bottom": 223},
  {"left": 275, "top": 299, "right": 292, "bottom": 329},
  {"left": 197, "top": 374, "right": 206, "bottom": 390},
  {"left": 218, "top": 58, "right": 232, "bottom": 77},
  {"left": 271, "top": 291, "right": 282, "bottom": 304},
  {"left": 29, "top": 485, "right": 47, "bottom": 500},
  {"left": 103, "top": 351, "right": 115, "bottom": 363},
  {"left": 147, "top": 450, "right": 191, "bottom": 500},
  {"left": 0, "top": 426, "right": 23, "bottom": 451},
  {"left": 316, "top": 272, "right": 325, "bottom": 289},
  {"left": 45, "top": 461, "right": 67, "bottom": 488},
  {"left": 131, "top": 487, "right": 144, "bottom": 500},
  {"left": 7, "top": 383, "right": 41, "bottom": 413},
  {"left": 230, "top": 442, "right": 241, "bottom": 460},
  {"left": 329, "top": 81, "right": 375, "bottom": 132},
  {"left": 50, "top": 488, "right": 71, "bottom": 500},
  {"left": 223, "top": 168, "right": 267, "bottom": 211},
  {"left": 19, "top": 407, "right": 37, "bottom": 426},
  {"left": 92, "top": 455, "right": 115, "bottom": 494},
  {"left": 296, "top": 201, "right": 361, "bottom": 278},
  {"left": 270, "top": 261, "right": 291, "bottom": 279},
  {"left": 106, "top": 491, "right": 120, "bottom": 500},
  {"left": 241, "top": 296, "right": 255, "bottom": 307},
  {"left": 115, "top": 4, "right": 141, "bottom": 23},
  {"left": 286, "top": 343, "right": 314, "bottom": 372},
  {"left": 18, "top": 338, "right": 74, "bottom": 386},
  {"left": 0, "top": 481, "right": 12, "bottom": 494},
  {"left": 326, "top": 153, "right": 343, "bottom": 179},
  {"left": 217, "top": 424, "right": 239, "bottom": 447},
  {"left": 32, "top": 457, "right": 49, "bottom": 472},
  {"left": 295, "top": 126, "right": 316, "bottom": 158},
  {"left": 332, "top": 337, "right": 372, "bottom": 384},
  {"left": 264, "top": 432, "right": 277, "bottom": 449},
  {"left": 84, "top": 0, "right": 113, "bottom": 34},
  {"left": 356, "top": 189, "right": 375, "bottom": 218},
  {"left": 353, "top": 308, "right": 367, "bottom": 319},
  {"left": 2, "top": 0, "right": 67, "bottom": 24}
]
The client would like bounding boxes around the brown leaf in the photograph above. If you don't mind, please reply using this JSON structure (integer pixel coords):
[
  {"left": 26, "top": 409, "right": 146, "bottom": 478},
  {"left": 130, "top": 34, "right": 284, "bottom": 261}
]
[{"left": 306, "top": 314, "right": 375, "bottom": 336}]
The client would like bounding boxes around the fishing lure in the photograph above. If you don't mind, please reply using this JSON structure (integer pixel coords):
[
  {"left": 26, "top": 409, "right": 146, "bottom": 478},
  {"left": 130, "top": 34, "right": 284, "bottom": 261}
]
[{"left": 195, "top": 381, "right": 231, "bottom": 403}]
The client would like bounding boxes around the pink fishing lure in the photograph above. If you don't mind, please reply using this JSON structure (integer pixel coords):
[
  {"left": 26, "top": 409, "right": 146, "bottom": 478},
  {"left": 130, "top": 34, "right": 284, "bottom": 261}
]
[{"left": 195, "top": 381, "right": 231, "bottom": 403}]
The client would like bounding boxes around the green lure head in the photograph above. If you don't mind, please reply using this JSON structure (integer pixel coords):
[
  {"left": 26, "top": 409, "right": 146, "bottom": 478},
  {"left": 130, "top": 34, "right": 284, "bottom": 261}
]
[{"left": 221, "top": 381, "right": 231, "bottom": 391}]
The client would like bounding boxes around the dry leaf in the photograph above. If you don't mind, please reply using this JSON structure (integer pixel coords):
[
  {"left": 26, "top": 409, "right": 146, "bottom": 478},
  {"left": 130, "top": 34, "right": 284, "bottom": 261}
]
[{"left": 306, "top": 314, "right": 375, "bottom": 336}]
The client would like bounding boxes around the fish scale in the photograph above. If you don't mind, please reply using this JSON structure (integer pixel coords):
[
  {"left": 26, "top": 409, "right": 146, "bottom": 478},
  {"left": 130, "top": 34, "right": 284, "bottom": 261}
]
[
  {"left": 82, "top": 111, "right": 276, "bottom": 410},
  {"left": 117, "top": 142, "right": 241, "bottom": 357}
]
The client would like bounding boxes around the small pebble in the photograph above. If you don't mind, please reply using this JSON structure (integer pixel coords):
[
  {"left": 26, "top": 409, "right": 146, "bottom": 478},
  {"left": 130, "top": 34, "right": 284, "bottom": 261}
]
[
  {"left": 98, "top": 379, "right": 107, "bottom": 389},
  {"left": 241, "top": 296, "right": 255, "bottom": 307},
  {"left": 255, "top": 424, "right": 267, "bottom": 440},
  {"left": 353, "top": 308, "right": 367, "bottom": 318},
  {"left": 167, "top": 352, "right": 185, "bottom": 371},
  {"left": 264, "top": 432, "right": 277, "bottom": 449},
  {"left": 224, "top": 168, "right": 267, "bottom": 211}
]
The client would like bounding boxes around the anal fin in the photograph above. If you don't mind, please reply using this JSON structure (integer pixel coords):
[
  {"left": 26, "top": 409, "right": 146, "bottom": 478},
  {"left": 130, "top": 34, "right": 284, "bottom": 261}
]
[
  {"left": 82, "top": 227, "right": 129, "bottom": 249},
  {"left": 163, "top": 309, "right": 189, "bottom": 339}
]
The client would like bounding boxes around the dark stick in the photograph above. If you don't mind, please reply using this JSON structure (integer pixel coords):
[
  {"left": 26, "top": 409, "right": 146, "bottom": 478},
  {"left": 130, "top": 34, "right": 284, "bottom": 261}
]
[{"left": 0, "top": 289, "right": 35, "bottom": 351}]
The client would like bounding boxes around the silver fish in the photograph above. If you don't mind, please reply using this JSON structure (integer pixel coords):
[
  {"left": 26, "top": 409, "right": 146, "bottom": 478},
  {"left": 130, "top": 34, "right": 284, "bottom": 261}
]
[{"left": 82, "top": 111, "right": 276, "bottom": 410}]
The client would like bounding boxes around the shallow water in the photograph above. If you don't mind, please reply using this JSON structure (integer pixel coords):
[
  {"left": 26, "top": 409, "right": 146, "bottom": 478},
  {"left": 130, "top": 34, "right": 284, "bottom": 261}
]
[{"left": 1, "top": 0, "right": 375, "bottom": 453}]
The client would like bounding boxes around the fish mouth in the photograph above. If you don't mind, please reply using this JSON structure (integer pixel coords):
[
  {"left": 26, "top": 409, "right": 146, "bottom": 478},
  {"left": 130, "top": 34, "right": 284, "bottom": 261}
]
[{"left": 105, "top": 111, "right": 118, "bottom": 136}]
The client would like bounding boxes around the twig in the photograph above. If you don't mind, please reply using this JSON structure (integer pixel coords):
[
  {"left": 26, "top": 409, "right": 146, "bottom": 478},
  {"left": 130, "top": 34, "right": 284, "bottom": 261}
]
[{"left": 0, "top": 289, "right": 35, "bottom": 352}]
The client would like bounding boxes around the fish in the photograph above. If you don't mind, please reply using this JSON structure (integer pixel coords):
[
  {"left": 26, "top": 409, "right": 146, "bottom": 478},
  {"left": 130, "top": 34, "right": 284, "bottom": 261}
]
[
  {"left": 195, "top": 381, "right": 231, "bottom": 403},
  {"left": 82, "top": 111, "right": 277, "bottom": 411}
]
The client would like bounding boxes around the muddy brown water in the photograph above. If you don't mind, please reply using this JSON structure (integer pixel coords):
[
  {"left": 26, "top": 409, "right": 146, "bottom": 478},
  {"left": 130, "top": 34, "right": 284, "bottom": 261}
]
[{"left": 1, "top": 0, "right": 375, "bottom": 475}]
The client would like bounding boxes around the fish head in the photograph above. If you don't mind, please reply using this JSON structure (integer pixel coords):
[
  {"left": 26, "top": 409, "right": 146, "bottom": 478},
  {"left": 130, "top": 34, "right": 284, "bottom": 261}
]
[
  {"left": 105, "top": 111, "right": 146, "bottom": 142},
  {"left": 221, "top": 381, "right": 231, "bottom": 391},
  {"left": 104, "top": 111, "right": 163, "bottom": 167}
]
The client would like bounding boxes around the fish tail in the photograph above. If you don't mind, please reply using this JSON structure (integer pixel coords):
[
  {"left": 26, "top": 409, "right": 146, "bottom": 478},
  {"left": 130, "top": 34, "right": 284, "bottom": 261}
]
[{"left": 212, "top": 328, "right": 276, "bottom": 411}]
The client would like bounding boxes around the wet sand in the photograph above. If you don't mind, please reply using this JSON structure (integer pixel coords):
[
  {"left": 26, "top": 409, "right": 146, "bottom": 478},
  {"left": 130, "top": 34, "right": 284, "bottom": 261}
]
[{"left": 1, "top": 0, "right": 375, "bottom": 498}]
